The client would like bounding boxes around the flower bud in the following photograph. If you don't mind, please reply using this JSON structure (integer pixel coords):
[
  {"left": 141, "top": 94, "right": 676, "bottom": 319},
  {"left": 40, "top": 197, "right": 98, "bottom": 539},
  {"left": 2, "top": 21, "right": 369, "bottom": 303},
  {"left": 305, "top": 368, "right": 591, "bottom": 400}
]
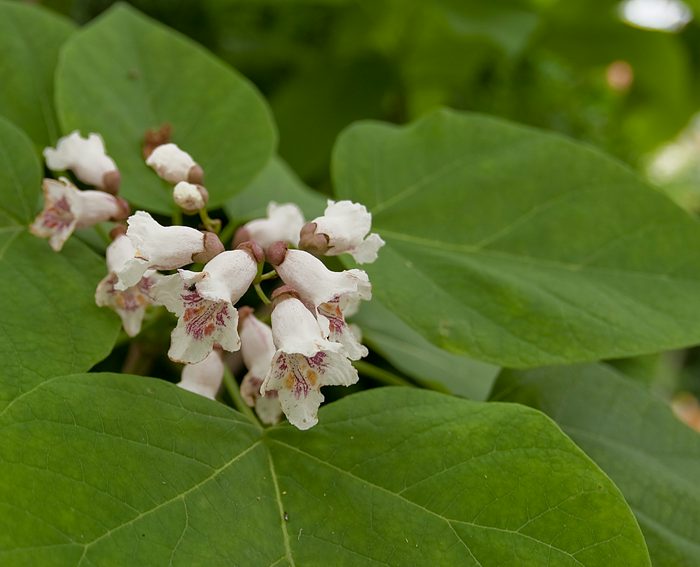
[
  {"left": 192, "top": 231, "right": 224, "bottom": 264},
  {"left": 146, "top": 143, "right": 203, "bottom": 185},
  {"left": 44, "top": 131, "right": 120, "bottom": 192},
  {"left": 173, "top": 181, "right": 208, "bottom": 213},
  {"left": 266, "top": 241, "right": 289, "bottom": 267}
]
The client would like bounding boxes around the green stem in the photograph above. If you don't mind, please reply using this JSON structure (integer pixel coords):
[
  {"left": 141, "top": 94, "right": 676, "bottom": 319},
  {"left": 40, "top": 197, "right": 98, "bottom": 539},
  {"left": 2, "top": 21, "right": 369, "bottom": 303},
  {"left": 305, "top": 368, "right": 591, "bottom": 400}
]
[
  {"left": 222, "top": 367, "right": 261, "bottom": 427},
  {"left": 254, "top": 282, "right": 271, "bottom": 305},
  {"left": 257, "top": 269, "right": 277, "bottom": 282},
  {"left": 199, "top": 208, "right": 221, "bottom": 233},
  {"left": 218, "top": 219, "right": 237, "bottom": 246},
  {"left": 353, "top": 360, "right": 414, "bottom": 387},
  {"left": 171, "top": 208, "right": 183, "bottom": 226}
]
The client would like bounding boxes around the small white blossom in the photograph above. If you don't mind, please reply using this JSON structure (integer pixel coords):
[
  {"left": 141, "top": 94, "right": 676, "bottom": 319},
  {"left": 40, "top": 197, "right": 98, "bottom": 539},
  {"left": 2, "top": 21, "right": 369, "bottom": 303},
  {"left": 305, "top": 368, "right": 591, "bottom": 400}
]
[
  {"left": 153, "top": 249, "right": 258, "bottom": 364},
  {"left": 173, "top": 181, "right": 208, "bottom": 213},
  {"left": 178, "top": 350, "right": 224, "bottom": 400},
  {"left": 301, "top": 200, "right": 385, "bottom": 264},
  {"left": 116, "top": 211, "right": 212, "bottom": 289},
  {"left": 239, "top": 311, "right": 283, "bottom": 425},
  {"left": 236, "top": 202, "right": 305, "bottom": 249},
  {"left": 30, "top": 178, "right": 129, "bottom": 252},
  {"left": 146, "top": 143, "right": 203, "bottom": 184},
  {"left": 270, "top": 245, "right": 371, "bottom": 309},
  {"left": 261, "top": 294, "right": 358, "bottom": 430},
  {"left": 43, "top": 131, "right": 120, "bottom": 192},
  {"left": 95, "top": 234, "right": 161, "bottom": 336}
]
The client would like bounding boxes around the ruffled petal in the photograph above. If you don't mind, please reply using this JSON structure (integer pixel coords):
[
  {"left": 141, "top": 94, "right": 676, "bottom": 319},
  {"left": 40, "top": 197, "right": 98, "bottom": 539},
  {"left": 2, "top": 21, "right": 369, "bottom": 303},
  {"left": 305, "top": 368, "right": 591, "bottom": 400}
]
[
  {"left": 29, "top": 178, "right": 81, "bottom": 251},
  {"left": 317, "top": 299, "right": 368, "bottom": 360},
  {"left": 44, "top": 131, "right": 118, "bottom": 189},
  {"left": 242, "top": 202, "right": 305, "bottom": 248},
  {"left": 178, "top": 350, "right": 225, "bottom": 400}
]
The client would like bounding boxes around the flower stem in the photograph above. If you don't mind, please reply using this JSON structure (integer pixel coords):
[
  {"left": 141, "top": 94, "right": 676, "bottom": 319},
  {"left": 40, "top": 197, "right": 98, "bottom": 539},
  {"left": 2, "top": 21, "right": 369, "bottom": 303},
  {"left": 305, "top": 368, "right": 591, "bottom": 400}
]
[
  {"left": 198, "top": 208, "right": 221, "bottom": 233},
  {"left": 257, "top": 269, "right": 277, "bottom": 282},
  {"left": 171, "top": 207, "right": 183, "bottom": 226},
  {"left": 254, "top": 282, "right": 271, "bottom": 305},
  {"left": 218, "top": 219, "right": 237, "bottom": 246},
  {"left": 222, "top": 367, "right": 261, "bottom": 427},
  {"left": 353, "top": 360, "right": 414, "bottom": 387}
]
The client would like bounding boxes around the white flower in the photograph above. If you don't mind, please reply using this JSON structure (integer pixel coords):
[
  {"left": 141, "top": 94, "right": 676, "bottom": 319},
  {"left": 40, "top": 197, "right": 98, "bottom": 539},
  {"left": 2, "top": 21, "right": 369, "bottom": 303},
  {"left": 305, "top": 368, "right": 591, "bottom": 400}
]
[
  {"left": 43, "top": 131, "right": 120, "bottom": 193},
  {"left": 178, "top": 350, "right": 224, "bottom": 400},
  {"left": 30, "top": 178, "right": 129, "bottom": 252},
  {"left": 261, "top": 294, "right": 358, "bottom": 430},
  {"left": 95, "top": 234, "right": 161, "bottom": 336},
  {"left": 235, "top": 202, "right": 305, "bottom": 249},
  {"left": 116, "top": 211, "right": 221, "bottom": 290},
  {"left": 153, "top": 248, "right": 258, "bottom": 364},
  {"left": 173, "top": 181, "right": 208, "bottom": 213},
  {"left": 146, "top": 143, "right": 203, "bottom": 184},
  {"left": 239, "top": 311, "right": 283, "bottom": 425},
  {"left": 269, "top": 245, "right": 371, "bottom": 309},
  {"left": 300, "top": 200, "right": 385, "bottom": 264},
  {"left": 316, "top": 296, "right": 368, "bottom": 360}
]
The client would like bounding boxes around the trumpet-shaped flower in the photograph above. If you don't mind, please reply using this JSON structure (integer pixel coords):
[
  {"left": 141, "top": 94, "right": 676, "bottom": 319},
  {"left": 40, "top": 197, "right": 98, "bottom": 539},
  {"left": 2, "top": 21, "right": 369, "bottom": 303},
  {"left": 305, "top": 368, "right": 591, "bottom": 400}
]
[
  {"left": 268, "top": 244, "right": 371, "bottom": 325},
  {"left": 153, "top": 248, "right": 258, "bottom": 364},
  {"left": 146, "top": 143, "right": 203, "bottom": 184},
  {"left": 239, "top": 311, "right": 283, "bottom": 424},
  {"left": 30, "top": 178, "right": 130, "bottom": 251},
  {"left": 43, "top": 131, "right": 120, "bottom": 193},
  {"left": 261, "top": 293, "right": 358, "bottom": 430},
  {"left": 178, "top": 350, "right": 224, "bottom": 399},
  {"left": 95, "top": 234, "right": 161, "bottom": 336},
  {"left": 235, "top": 202, "right": 305, "bottom": 249},
  {"left": 300, "top": 200, "right": 384, "bottom": 264},
  {"left": 116, "top": 211, "right": 221, "bottom": 290}
]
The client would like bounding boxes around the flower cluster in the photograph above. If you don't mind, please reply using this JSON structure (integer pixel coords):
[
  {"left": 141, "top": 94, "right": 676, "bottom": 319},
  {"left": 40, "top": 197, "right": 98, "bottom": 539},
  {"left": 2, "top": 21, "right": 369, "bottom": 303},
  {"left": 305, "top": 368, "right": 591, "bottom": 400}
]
[{"left": 31, "top": 130, "right": 384, "bottom": 430}]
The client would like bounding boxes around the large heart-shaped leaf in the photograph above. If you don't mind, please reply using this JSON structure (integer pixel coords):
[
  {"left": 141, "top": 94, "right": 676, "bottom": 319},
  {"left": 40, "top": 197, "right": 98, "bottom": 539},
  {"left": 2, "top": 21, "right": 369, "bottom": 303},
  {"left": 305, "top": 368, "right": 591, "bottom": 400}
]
[
  {"left": 333, "top": 108, "right": 700, "bottom": 367},
  {"left": 354, "top": 300, "right": 499, "bottom": 400},
  {"left": 0, "top": 1, "right": 74, "bottom": 149},
  {"left": 0, "top": 118, "right": 119, "bottom": 407},
  {"left": 1, "top": 373, "right": 650, "bottom": 566},
  {"left": 55, "top": 3, "right": 276, "bottom": 213},
  {"left": 492, "top": 363, "right": 700, "bottom": 567}
]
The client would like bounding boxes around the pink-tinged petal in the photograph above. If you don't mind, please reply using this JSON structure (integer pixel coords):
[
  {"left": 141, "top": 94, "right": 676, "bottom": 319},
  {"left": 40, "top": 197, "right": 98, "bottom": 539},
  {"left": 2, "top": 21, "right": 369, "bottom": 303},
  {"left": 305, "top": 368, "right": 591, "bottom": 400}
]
[
  {"left": 317, "top": 299, "right": 368, "bottom": 360},
  {"left": 178, "top": 350, "right": 224, "bottom": 400},
  {"left": 166, "top": 280, "right": 240, "bottom": 364},
  {"left": 44, "top": 131, "right": 119, "bottom": 190},
  {"left": 240, "top": 373, "right": 282, "bottom": 425},
  {"left": 273, "top": 249, "right": 371, "bottom": 308},
  {"left": 241, "top": 202, "right": 305, "bottom": 248},
  {"left": 30, "top": 178, "right": 80, "bottom": 251},
  {"left": 95, "top": 265, "right": 161, "bottom": 337}
]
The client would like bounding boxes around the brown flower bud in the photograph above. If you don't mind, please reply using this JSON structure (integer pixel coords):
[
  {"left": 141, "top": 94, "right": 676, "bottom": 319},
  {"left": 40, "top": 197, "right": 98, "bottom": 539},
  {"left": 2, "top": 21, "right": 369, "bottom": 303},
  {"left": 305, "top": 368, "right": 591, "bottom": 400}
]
[
  {"left": 236, "top": 240, "right": 264, "bottom": 264},
  {"left": 192, "top": 231, "right": 224, "bottom": 263},
  {"left": 266, "top": 241, "right": 288, "bottom": 267},
  {"left": 298, "top": 222, "right": 330, "bottom": 256}
]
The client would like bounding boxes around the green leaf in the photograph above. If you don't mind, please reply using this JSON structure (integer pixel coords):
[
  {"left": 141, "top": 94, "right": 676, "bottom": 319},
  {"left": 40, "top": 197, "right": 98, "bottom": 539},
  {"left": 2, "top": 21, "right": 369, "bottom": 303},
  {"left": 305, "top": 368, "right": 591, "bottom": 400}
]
[
  {"left": 224, "top": 156, "right": 326, "bottom": 222},
  {"left": 0, "top": 1, "right": 74, "bottom": 149},
  {"left": 1, "top": 374, "right": 650, "bottom": 566},
  {"left": 0, "top": 117, "right": 120, "bottom": 410},
  {"left": 55, "top": 3, "right": 276, "bottom": 213},
  {"left": 492, "top": 363, "right": 700, "bottom": 567},
  {"left": 333, "top": 108, "right": 700, "bottom": 368},
  {"left": 354, "top": 300, "right": 499, "bottom": 400}
]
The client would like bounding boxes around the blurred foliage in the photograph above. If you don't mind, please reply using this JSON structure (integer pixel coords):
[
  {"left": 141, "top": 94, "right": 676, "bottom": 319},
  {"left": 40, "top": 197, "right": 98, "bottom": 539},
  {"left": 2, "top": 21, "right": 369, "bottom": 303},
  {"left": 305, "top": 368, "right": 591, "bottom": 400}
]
[{"left": 32, "top": 0, "right": 700, "bottom": 185}]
